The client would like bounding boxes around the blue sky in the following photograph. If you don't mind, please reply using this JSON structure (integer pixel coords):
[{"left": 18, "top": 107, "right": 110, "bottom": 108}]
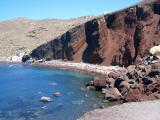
[{"left": 0, "top": 0, "right": 142, "bottom": 21}]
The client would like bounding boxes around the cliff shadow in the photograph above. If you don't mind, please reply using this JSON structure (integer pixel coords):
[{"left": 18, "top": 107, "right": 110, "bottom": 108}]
[{"left": 82, "top": 19, "right": 103, "bottom": 64}]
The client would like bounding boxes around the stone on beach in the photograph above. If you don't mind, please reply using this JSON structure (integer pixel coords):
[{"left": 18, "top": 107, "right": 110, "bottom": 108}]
[
  {"left": 104, "top": 88, "right": 121, "bottom": 101},
  {"left": 108, "top": 72, "right": 119, "bottom": 79},
  {"left": 150, "top": 45, "right": 160, "bottom": 55},
  {"left": 40, "top": 96, "right": 53, "bottom": 102}
]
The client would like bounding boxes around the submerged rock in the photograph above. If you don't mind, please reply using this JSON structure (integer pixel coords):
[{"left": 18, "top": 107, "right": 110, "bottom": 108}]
[
  {"left": 53, "top": 92, "right": 61, "bottom": 97},
  {"left": 57, "top": 103, "right": 64, "bottom": 107},
  {"left": 51, "top": 82, "right": 57, "bottom": 86},
  {"left": 40, "top": 96, "right": 53, "bottom": 102}
]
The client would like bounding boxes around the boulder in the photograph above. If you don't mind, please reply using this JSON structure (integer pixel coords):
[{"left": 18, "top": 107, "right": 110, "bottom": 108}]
[
  {"left": 53, "top": 92, "right": 61, "bottom": 97},
  {"left": 148, "top": 62, "right": 160, "bottom": 77},
  {"left": 126, "top": 72, "right": 135, "bottom": 79},
  {"left": 104, "top": 88, "right": 121, "bottom": 101},
  {"left": 124, "top": 88, "right": 142, "bottom": 102},
  {"left": 149, "top": 45, "right": 160, "bottom": 55},
  {"left": 151, "top": 62, "right": 160, "bottom": 71},
  {"left": 146, "top": 81, "right": 160, "bottom": 93},
  {"left": 22, "top": 55, "right": 30, "bottom": 62},
  {"left": 114, "top": 78, "right": 124, "bottom": 88},
  {"left": 40, "top": 96, "right": 53, "bottom": 102},
  {"left": 127, "top": 65, "right": 135, "bottom": 73},
  {"left": 142, "top": 77, "right": 155, "bottom": 85},
  {"left": 150, "top": 92, "right": 160, "bottom": 99},
  {"left": 156, "top": 77, "right": 160, "bottom": 84},
  {"left": 119, "top": 81, "right": 130, "bottom": 89},
  {"left": 143, "top": 55, "right": 152, "bottom": 65},
  {"left": 93, "top": 79, "right": 106, "bottom": 91},
  {"left": 108, "top": 72, "right": 119, "bottom": 79},
  {"left": 106, "top": 78, "right": 115, "bottom": 87},
  {"left": 120, "top": 87, "right": 129, "bottom": 96}
]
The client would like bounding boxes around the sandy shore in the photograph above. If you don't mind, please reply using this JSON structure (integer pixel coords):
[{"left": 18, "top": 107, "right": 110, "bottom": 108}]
[{"left": 78, "top": 100, "right": 160, "bottom": 120}]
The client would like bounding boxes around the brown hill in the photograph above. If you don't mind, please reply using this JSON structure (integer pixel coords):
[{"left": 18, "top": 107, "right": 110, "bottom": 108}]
[
  {"left": 30, "top": 0, "right": 160, "bottom": 66},
  {"left": 0, "top": 16, "right": 94, "bottom": 57}
]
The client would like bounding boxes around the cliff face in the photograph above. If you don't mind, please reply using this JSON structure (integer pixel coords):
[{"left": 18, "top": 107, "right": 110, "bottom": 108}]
[{"left": 30, "top": 0, "right": 160, "bottom": 66}]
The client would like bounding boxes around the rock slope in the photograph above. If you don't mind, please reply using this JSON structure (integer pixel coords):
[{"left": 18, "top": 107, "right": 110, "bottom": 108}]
[
  {"left": 78, "top": 100, "right": 160, "bottom": 120},
  {"left": 30, "top": 0, "right": 160, "bottom": 66},
  {"left": 88, "top": 53, "right": 160, "bottom": 102}
]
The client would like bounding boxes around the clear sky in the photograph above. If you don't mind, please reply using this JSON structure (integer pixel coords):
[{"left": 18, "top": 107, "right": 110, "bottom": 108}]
[{"left": 0, "top": 0, "right": 142, "bottom": 21}]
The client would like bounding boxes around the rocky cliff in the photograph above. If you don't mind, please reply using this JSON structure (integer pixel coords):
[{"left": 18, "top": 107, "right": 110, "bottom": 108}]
[{"left": 30, "top": 0, "right": 160, "bottom": 66}]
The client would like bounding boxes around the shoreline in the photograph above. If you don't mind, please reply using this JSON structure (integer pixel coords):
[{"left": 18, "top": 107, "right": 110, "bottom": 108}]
[
  {"left": 0, "top": 60, "right": 124, "bottom": 76},
  {"left": 0, "top": 60, "right": 158, "bottom": 120}
]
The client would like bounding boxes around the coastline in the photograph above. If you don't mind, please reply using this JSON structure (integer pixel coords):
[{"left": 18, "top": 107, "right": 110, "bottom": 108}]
[
  {"left": 0, "top": 60, "right": 124, "bottom": 76},
  {"left": 1, "top": 59, "right": 160, "bottom": 120},
  {"left": 32, "top": 60, "right": 124, "bottom": 75}
]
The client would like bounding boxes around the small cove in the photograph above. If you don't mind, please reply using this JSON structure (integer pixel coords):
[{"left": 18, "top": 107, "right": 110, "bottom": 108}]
[{"left": 0, "top": 64, "right": 104, "bottom": 120}]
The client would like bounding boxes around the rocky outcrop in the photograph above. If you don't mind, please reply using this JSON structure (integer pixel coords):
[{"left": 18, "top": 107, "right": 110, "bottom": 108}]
[
  {"left": 87, "top": 53, "right": 160, "bottom": 102},
  {"left": 30, "top": 0, "right": 160, "bottom": 66}
]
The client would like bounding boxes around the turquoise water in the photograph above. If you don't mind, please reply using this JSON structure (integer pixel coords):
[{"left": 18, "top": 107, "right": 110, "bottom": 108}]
[{"left": 0, "top": 64, "right": 103, "bottom": 120}]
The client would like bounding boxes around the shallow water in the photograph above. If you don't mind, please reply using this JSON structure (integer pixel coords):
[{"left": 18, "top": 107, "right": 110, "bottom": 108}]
[{"left": 0, "top": 64, "right": 103, "bottom": 120}]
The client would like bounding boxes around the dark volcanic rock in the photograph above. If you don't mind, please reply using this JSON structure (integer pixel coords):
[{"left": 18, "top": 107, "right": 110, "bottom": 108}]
[
  {"left": 30, "top": 0, "right": 160, "bottom": 67},
  {"left": 114, "top": 78, "right": 124, "bottom": 88},
  {"left": 142, "top": 77, "right": 154, "bottom": 85},
  {"left": 22, "top": 55, "right": 30, "bottom": 62}
]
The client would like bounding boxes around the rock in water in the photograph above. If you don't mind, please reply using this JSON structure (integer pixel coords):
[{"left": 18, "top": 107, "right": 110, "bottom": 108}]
[
  {"left": 53, "top": 92, "right": 61, "bottom": 97},
  {"left": 40, "top": 96, "right": 53, "bottom": 102},
  {"left": 57, "top": 103, "right": 63, "bottom": 107}
]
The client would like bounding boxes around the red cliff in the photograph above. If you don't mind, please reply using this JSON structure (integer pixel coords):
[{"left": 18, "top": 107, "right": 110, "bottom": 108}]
[{"left": 30, "top": 0, "right": 160, "bottom": 66}]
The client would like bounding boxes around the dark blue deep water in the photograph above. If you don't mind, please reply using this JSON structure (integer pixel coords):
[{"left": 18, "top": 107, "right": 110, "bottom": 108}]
[{"left": 0, "top": 64, "right": 103, "bottom": 120}]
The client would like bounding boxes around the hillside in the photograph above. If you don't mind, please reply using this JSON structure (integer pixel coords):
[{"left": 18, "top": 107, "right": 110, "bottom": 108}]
[
  {"left": 30, "top": 0, "right": 160, "bottom": 66},
  {"left": 0, "top": 16, "right": 94, "bottom": 57}
]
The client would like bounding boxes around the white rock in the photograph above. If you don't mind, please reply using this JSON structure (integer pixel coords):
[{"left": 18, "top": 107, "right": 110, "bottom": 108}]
[
  {"left": 6, "top": 52, "right": 27, "bottom": 62},
  {"left": 40, "top": 96, "right": 53, "bottom": 102},
  {"left": 150, "top": 45, "right": 160, "bottom": 55},
  {"left": 53, "top": 92, "right": 61, "bottom": 97}
]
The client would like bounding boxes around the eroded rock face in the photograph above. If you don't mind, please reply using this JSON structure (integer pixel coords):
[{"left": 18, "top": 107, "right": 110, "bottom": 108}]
[{"left": 30, "top": 0, "right": 160, "bottom": 66}]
